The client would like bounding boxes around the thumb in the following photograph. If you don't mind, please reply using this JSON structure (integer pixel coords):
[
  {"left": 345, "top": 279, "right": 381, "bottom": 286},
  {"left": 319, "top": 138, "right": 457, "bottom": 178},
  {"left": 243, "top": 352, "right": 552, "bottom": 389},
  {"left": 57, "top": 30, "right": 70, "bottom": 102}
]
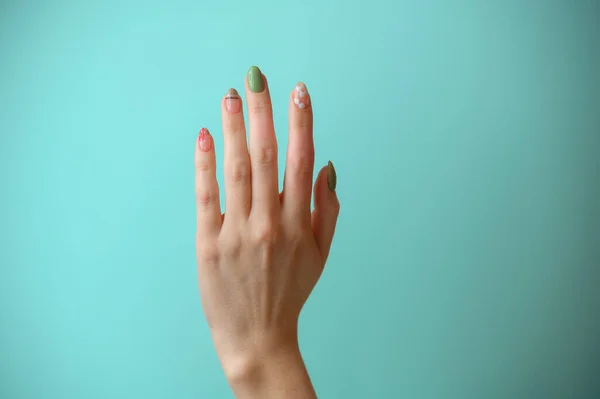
[{"left": 311, "top": 161, "right": 340, "bottom": 263}]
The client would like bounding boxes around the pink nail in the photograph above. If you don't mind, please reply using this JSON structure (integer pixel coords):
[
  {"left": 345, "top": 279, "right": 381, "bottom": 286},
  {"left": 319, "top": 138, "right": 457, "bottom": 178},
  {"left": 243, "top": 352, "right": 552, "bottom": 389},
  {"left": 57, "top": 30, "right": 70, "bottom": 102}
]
[
  {"left": 225, "top": 88, "right": 241, "bottom": 114},
  {"left": 293, "top": 82, "right": 310, "bottom": 110},
  {"left": 198, "top": 127, "right": 212, "bottom": 152}
]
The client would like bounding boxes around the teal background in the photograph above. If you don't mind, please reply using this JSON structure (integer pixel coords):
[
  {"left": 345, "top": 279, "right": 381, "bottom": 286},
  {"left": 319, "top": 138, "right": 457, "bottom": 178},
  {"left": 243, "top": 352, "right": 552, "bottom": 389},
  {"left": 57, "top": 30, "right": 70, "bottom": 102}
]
[{"left": 1, "top": 0, "right": 599, "bottom": 397}]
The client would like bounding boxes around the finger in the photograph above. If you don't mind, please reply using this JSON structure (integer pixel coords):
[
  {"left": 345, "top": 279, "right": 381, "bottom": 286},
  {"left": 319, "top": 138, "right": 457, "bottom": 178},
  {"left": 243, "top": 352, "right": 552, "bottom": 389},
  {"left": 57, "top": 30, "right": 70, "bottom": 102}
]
[
  {"left": 194, "top": 127, "right": 222, "bottom": 235},
  {"left": 311, "top": 161, "right": 340, "bottom": 262},
  {"left": 222, "top": 88, "right": 251, "bottom": 220},
  {"left": 245, "top": 66, "right": 279, "bottom": 219},
  {"left": 282, "top": 82, "right": 314, "bottom": 226}
]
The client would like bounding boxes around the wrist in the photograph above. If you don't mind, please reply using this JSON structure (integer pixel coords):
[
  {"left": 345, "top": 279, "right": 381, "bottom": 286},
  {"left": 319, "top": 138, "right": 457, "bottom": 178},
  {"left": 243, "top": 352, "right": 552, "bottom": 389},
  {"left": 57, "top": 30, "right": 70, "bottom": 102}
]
[
  {"left": 219, "top": 333, "right": 300, "bottom": 383},
  {"left": 214, "top": 331, "right": 316, "bottom": 398}
]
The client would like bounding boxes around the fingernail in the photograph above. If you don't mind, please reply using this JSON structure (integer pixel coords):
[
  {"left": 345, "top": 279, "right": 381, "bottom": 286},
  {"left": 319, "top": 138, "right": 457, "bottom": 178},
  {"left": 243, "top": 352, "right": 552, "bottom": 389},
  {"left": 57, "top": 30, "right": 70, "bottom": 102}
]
[
  {"left": 198, "top": 127, "right": 212, "bottom": 152},
  {"left": 327, "top": 160, "right": 337, "bottom": 191},
  {"left": 293, "top": 82, "right": 310, "bottom": 110},
  {"left": 247, "top": 66, "right": 264, "bottom": 93},
  {"left": 225, "top": 88, "right": 241, "bottom": 113}
]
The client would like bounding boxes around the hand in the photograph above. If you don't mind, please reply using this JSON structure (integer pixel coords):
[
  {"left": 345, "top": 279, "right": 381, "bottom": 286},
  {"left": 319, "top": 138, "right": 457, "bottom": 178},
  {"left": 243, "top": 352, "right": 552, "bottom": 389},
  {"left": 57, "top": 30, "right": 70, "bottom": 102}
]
[{"left": 193, "top": 66, "right": 340, "bottom": 398}]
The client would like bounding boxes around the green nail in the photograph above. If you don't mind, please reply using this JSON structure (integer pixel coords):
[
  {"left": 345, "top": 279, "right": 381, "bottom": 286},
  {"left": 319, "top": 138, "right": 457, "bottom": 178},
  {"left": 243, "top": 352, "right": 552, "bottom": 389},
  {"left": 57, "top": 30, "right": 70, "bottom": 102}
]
[
  {"left": 327, "top": 160, "right": 337, "bottom": 191},
  {"left": 247, "top": 66, "right": 264, "bottom": 93}
]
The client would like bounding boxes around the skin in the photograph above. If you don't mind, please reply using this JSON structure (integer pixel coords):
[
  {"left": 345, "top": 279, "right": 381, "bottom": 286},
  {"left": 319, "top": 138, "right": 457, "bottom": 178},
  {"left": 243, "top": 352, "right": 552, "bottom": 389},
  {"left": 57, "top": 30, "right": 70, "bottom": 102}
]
[{"left": 193, "top": 70, "right": 340, "bottom": 398}]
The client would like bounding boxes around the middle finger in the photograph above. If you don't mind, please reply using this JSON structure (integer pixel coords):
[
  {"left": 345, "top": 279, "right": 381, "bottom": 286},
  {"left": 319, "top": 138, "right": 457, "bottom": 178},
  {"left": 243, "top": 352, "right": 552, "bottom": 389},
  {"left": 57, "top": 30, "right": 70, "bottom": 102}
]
[{"left": 245, "top": 66, "right": 280, "bottom": 220}]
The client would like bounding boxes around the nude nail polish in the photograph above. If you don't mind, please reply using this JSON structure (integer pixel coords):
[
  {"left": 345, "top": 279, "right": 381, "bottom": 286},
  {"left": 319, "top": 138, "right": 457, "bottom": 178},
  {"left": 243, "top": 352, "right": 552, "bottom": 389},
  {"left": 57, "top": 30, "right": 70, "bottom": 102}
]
[
  {"left": 198, "top": 127, "right": 212, "bottom": 152},
  {"left": 225, "top": 88, "right": 241, "bottom": 114},
  {"left": 293, "top": 82, "right": 310, "bottom": 110}
]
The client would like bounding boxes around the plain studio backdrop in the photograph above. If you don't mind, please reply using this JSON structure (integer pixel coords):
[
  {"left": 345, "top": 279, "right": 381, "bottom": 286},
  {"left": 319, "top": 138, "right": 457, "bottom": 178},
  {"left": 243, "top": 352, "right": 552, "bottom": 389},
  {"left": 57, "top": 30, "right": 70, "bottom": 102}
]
[{"left": 1, "top": 1, "right": 598, "bottom": 398}]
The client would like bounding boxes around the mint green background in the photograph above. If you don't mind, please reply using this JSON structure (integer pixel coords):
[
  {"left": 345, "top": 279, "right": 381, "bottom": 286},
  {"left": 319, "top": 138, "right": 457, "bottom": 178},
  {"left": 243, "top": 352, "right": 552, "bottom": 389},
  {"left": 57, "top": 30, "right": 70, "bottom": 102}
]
[{"left": 1, "top": 0, "right": 599, "bottom": 398}]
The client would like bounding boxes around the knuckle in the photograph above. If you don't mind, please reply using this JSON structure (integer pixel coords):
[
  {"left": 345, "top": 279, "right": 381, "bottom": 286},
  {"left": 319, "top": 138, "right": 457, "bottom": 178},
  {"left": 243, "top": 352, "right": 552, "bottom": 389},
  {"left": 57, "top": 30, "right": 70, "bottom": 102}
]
[
  {"left": 249, "top": 98, "right": 272, "bottom": 116},
  {"left": 291, "top": 154, "right": 313, "bottom": 179},
  {"left": 252, "top": 223, "right": 279, "bottom": 245},
  {"left": 296, "top": 113, "right": 312, "bottom": 129},
  {"left": 203, "top": 249, "right": 220, "bottom": 264},
  {"left": 196, "top": 243, "right": 220, "bottom": 265},
  {"left": 220, "top": 234, "right": 242, "bottom": 257},
  {"left": 230, "top": 161, "right": 251, "bottom": 184},
  {"left": 195, "top": 160, "right": 213, "bottom": 172},
  {"left": 196, "top": 189, "right": 216, "bottom": 206},
  {"left": 225, "top": 119, "right": 244, "bottom": 134},
  {"left": 331, "top": 198, "right": 340, "bottom": 214},
  {"left": 255, "top": 146, "right": 277, "bottom": 166}
]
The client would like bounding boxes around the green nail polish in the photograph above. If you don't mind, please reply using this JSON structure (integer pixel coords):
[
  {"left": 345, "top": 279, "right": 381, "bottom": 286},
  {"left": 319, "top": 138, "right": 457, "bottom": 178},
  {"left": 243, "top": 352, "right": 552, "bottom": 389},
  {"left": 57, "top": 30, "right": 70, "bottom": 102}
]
[
  {"left": 247, "top": 66, "right": 264, "bottom": 93},
  {"left": 327, "top": 160, "right": 337, "bottom": 191}
]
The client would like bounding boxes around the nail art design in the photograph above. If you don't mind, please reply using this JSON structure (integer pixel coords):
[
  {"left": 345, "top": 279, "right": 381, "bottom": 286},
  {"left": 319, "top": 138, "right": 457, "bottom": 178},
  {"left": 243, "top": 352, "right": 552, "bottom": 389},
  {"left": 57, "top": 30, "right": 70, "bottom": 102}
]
[
  {"left": 293, "top": 82, "right": 310, "bottom": 110},
  {"left": 198, "top": 127, "right": 212, "bottom": 152},
  {"left": 225, "top": 88, "right": 241, "bottom": 114},
  {"left": 327, "top": 160, "right": 337, "bottom": 191}
]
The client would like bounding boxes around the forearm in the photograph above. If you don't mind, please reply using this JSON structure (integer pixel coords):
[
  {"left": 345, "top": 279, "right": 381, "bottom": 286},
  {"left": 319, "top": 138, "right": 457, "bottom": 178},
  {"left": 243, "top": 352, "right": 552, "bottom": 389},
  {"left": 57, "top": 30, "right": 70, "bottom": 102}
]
[{"left": 221, "top": 339, "right": 317, "bottom": 399}]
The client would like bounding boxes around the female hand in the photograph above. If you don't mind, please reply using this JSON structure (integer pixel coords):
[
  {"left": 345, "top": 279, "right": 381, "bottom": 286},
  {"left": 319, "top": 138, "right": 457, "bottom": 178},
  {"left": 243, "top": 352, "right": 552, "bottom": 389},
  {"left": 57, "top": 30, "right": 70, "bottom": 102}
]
[{"left": 194, "top": 66, "right": 340, "bottom": 398}]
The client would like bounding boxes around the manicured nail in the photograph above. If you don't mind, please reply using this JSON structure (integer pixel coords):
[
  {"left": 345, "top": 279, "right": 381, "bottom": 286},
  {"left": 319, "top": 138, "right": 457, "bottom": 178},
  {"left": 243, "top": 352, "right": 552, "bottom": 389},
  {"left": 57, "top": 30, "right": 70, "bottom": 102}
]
[
  {"left": 247, "top": 66, "right": 264, "bottom": 93},
  {"left": 327, "top": 160, "right": 337, "bottom": 191},
  {"left": 225, "top": 88, "right": 241, "bottom": 114},
  {"left": 198, "top": 127, "right": 212, "bottom": 152},
  {"left": 293, "top": 82, "right": 310, "bottom": 110}
]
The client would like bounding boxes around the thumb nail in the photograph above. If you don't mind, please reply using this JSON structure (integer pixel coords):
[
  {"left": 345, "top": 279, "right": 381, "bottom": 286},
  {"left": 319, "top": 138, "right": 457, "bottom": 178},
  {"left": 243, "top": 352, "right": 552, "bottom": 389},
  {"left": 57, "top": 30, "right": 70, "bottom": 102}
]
[{"left": 327, "top": 160, "right": 337, "bottom": 192}]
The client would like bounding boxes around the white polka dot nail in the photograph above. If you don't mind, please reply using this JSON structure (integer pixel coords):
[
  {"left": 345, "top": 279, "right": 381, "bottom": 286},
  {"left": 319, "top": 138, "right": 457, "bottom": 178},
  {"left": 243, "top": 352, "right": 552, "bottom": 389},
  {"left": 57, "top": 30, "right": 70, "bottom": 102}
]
[{"left": 293, "top": 82, "right": 310, "bottom": 110}]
